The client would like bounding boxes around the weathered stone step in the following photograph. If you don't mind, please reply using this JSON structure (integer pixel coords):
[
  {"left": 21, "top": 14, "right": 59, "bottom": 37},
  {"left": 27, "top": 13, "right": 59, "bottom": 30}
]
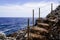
[
  {"left": 30, "top": 26, "right": 48, "bottom": 33},
  {"left": 37, "top": 23, "right": 49, "bottom": 27},
  {"left": 48, "top": 18, "right": 57, "bottom": 22},
  {"left": 25, "top": 32, "right": 46, "bottom": 40}
]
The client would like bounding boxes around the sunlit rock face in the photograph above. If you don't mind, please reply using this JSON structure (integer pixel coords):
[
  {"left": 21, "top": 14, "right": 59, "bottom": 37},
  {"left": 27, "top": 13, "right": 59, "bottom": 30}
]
[
  {"left": 0, "top": 32, "right": 16, "bottom": 40},
  {"left": 0, "top": 32, "right": 6, "bottom": 40}
]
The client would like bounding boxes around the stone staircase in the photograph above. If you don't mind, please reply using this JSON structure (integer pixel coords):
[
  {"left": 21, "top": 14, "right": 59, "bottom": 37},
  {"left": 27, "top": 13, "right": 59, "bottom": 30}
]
[
  {"left": 25, "top": 18, "right": 50, "bottom": 40},
  {"left": 25, "top": 5, "right": 60, "bottom": 40}
]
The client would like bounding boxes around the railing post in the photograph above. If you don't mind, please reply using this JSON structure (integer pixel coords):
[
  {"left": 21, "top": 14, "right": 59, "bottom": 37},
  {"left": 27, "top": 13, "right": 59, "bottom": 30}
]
[
  {"left": 51, "top": 3, "right": 53, "bottom": 14},
  {"left": 33, "top": 9, "right": 34, "bottom": 27},
  {"left": 39, "top": 8, "right": 40, "bottom": 18},
  {"left": 27, "top": 18, "right": 30, "bottom": 40}
]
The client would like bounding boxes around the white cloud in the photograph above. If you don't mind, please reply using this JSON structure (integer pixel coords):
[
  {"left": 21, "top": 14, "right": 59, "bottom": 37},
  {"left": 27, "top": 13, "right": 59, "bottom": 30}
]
[{"left": 0, "top": 2, "right": 59, "bottom": 17}]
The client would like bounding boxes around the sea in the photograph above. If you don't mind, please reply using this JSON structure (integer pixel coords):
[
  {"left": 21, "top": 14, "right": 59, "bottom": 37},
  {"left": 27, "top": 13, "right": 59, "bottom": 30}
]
[{"left": 0, "top": 17, "right": 36, "bottom": 35}]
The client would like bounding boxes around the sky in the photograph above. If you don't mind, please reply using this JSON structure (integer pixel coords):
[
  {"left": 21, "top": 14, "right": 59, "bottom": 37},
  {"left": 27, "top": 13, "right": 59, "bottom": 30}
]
[{"left": 0, "top": 0, "right": 60, "bottom": 17}]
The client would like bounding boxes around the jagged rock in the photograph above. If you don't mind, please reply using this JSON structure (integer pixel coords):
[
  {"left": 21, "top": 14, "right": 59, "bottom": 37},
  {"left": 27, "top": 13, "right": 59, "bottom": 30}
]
[
  {"left": 7, "top": 32, "right": 18, "bottom": 38},
  {"left": 0, "top": 32, "right": 6, "bottom": 40},
  {"left": 46, "top": 5, "right": 60, "bottom": 40},
  {"left": 16, "top": 30, "right": 26, "bottom": 40}
]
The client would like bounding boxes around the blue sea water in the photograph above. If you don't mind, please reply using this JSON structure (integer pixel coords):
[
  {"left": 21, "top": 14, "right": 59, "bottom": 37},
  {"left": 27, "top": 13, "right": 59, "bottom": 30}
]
[{"left": 0, "top": 17, "right": 36, "bottom": 35}]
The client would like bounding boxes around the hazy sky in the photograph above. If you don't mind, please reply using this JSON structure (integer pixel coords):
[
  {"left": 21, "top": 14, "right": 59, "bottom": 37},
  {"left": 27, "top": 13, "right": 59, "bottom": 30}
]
[{"left": 0, "top": 0, "right": 60, "bottom": 17}]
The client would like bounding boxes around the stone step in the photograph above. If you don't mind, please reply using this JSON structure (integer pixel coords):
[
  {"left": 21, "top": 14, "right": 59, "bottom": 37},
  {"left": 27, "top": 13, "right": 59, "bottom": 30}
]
[
  {"left": 48, "top": 19, "right": 57, "bottom": 22},
  {"left": 37, "top": 23, "right": 49, "bottom": 27},
  {"left": 25, "top": 32, "right": 46, "bottom": 39},
  {"left": 30, "top": 26, "right": 48, "bottom": 33}
]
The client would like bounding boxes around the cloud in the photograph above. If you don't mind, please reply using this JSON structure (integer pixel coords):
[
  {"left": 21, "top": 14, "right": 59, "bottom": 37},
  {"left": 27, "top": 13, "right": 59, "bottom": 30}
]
[{"left": 0, "top": 2, "right": 59, "bottom": 17}]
